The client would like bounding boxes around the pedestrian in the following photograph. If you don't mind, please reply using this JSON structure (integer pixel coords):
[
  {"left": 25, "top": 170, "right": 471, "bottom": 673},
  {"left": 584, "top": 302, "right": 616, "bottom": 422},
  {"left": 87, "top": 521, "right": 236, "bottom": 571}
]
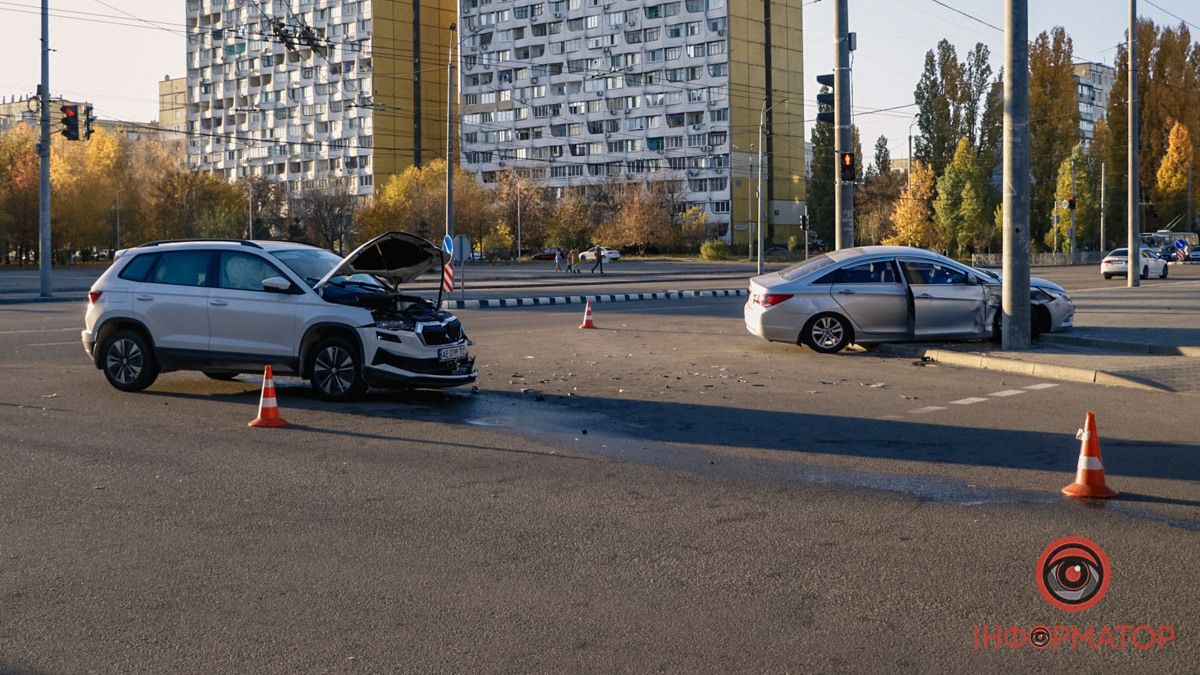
[
  {"left": 565, "top": 248, "right": 574, "bottom": 273},
  {"left": 590, "top": 246, "right": 605, "bottom": 274},
  {"left": 569, "top": 248, "right": 580, "bottom": 274},
  {"left": 554, "top": 248, "right": 563, "bottom": 272}
]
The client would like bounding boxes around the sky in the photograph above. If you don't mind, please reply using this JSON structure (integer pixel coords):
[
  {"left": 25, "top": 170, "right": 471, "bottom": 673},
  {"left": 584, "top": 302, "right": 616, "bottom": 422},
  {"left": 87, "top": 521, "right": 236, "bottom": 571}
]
[{"left": 2, "top": 0, "right": 1198, "bottom": 165}]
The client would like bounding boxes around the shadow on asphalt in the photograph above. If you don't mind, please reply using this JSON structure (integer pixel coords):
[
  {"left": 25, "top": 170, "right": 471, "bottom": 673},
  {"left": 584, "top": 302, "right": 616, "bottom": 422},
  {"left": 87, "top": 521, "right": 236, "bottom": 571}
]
[{"left": 134, "top": 381, "right": 1200, "bottom": 486}]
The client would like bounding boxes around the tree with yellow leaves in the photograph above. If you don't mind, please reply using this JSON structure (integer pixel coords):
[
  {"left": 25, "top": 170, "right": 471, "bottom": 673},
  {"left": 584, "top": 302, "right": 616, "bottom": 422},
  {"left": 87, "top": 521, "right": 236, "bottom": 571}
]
[
  {"left": 357, "top": 159, "right": 496, "bottom": 251},
  {"left": 885, "top": 161, "right": 938, "bottom": 248},
  {"left": 1154, "top": 120, "right": 1193, "bottom": 227}
]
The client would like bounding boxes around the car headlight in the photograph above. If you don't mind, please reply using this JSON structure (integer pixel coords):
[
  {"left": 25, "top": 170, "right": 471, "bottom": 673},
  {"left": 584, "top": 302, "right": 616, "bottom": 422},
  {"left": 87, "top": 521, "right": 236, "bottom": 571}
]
[
  {"left": 1032, "top": 286, "right": 1069, "bottom": 302},
  {"left": 374, "top": 318, "right": 416, "bottom": 332}
]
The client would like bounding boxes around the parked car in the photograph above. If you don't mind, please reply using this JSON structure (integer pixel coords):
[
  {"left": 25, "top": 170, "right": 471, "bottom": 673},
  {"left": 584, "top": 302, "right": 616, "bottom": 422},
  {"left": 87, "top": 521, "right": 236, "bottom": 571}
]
[
  {"left": 579, "top": 246, "right": 621, "bottom": 263},
  {"left": 1189, "top": 247, "right": 1200, "bottom": 263},
  {"left": 531, "top": 248, "right": 562, "bottom": 261},
  {"left": 744, "top": 246, "right": 1073, "bottom": 353},
  {"left": 1100, "top": 247, "right": 1168, "bottom": 279},
  {"left": 83, "top": 233, "right": 476, "bottom": 400}
]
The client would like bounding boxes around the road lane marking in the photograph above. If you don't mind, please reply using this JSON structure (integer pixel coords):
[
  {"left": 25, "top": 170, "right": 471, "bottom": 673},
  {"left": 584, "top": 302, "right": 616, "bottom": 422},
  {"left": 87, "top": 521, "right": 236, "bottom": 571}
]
[
  {"left": 909, "top": 406, "right": 947, "bottom": 414},
  {"left": 1024, "top": 383, "right": 1059, "bottom": 390},
  {"left": 0, "top": 327, "right": 77, "bottom": 335},
  {"left": 28, "top": 341, "right": 79, "bottom": 347},
  {"left": 949, "top": 397, "right": 989, "bottom": 405},
  {"left": 989, "top": 390, "right": 1026, "bottom": 397}
]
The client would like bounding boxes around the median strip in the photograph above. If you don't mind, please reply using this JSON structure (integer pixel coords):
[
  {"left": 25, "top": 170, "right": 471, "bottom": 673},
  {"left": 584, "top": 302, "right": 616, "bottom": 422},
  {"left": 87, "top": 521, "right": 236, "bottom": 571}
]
[{"left": 442, "top": 289, "right": 748, "bottom": 310}]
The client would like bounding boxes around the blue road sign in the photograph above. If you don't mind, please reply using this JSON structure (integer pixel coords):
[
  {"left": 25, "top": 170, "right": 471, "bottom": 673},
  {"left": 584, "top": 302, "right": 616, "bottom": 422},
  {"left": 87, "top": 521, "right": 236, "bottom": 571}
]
[
  {"left": 1176, "top": 239, "right": 1187, "bottom": 250},
  {"left": 443, "top": 235, "right": 454, "bottom": 255}
]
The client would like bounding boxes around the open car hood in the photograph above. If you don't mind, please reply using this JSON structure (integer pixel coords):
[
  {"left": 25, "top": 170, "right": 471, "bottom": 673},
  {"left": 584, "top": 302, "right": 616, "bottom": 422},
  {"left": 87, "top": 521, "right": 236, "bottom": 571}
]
[{"left": 314, "top": 231, "right": 443, "bottom": 291}]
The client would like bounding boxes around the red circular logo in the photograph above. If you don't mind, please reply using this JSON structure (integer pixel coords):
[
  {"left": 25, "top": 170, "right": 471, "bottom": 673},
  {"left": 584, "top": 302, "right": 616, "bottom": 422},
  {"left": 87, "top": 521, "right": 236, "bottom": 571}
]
[{"left": 1036, "top": 536, "right": 1111, "bottom": 612}]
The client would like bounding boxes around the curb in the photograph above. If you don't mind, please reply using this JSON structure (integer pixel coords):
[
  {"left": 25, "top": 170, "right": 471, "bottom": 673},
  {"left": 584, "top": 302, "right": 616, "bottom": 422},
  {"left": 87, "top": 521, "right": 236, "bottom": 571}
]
[
  {"left": 441, "top": 288, "right": 747, "bottom": 310},
  {"left": 876, "top": 343, "right": 1166, "bottom": 392},
  {"left": 1039, "top": 332, "right": 1200, "bottom": 359}
]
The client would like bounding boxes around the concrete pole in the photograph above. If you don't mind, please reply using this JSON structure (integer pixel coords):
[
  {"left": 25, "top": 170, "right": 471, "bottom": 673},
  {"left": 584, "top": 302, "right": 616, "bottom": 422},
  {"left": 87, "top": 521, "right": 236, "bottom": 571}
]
[
  {"left": 747, "top": 147, "right": 754, "bottom": 261},
  {"left": 516, "top": 177, "right": 521, "bottom": 261},
  {"left": 38, "top": 0, "right": 51, "bottom": 297},
  {"left": 756, "top": 107, "right": 765, "bottom": 275},
  {"left": 834, "top": 0, "right": 854, "bottom": 249},
  {"left": 115, "top": 192, "right": 121, "bottom": 251},
  {"left": 1128, "top": 0, "right": 1140, "bottom": 288},
  {"left": 1188, "top": 159, "right": 1193, "bottom": 231},
  {"left": 1002, "top": 0, "right": 1031, "bottom": 349},
  {"left": 1069, "top": 157, "right": 1076, "bottom": 264},
  {"left": 1100, "top": 162, "right": 1106, "bottom": 252},
  {"left": 247, "top": 175, "right": 254, "bottom": 240}
]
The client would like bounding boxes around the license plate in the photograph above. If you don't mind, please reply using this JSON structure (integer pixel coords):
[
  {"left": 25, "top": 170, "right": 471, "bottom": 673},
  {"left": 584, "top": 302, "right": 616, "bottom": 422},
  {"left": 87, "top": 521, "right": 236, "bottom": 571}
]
[{"left": 438, "top": 345, "right": 468, "bottom": 361}]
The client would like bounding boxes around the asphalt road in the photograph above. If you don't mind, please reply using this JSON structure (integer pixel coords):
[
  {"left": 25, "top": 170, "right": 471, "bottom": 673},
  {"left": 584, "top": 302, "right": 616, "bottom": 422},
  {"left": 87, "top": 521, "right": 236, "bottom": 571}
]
[{"left": 1, "top": 295, "right": 1198, "bottom": 672}]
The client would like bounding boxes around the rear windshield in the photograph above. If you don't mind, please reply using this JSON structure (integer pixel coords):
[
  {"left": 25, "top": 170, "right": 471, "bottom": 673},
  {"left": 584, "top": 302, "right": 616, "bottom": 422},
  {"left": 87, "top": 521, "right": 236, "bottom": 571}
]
[
  {"left": 779, "top": 254, "right": 838, "bottom": 281},
  {"left": 1108, "top": 249, "right": 1127, "bottom": 257}
]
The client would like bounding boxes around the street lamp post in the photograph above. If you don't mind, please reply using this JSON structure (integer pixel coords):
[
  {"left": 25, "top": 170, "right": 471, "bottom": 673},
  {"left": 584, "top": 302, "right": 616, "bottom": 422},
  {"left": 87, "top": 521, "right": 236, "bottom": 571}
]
[{"left": 757, "top": 97, "right": 787, "bottom": 276}]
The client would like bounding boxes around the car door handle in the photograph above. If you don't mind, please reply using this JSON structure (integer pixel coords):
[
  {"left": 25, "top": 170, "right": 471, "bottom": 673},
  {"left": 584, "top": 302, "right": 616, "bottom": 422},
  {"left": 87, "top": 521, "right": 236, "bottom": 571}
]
[
  {"left": 917, "top": 293, "right": 933, "bottom": 299},
  {"left": 210, "top": 299, "right": 228, "bottom": 306},
  {"left": 135, "top": 294, "right": 153, "bottom": 301},
  {"left": 836, "top": 289, "right": 856, "bottom": 295}
]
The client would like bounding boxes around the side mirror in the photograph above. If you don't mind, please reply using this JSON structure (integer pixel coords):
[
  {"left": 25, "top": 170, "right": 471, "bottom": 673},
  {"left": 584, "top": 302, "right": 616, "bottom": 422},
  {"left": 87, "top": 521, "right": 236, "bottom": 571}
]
[{"left": 262, "top": 276, "right": 297, "bottom": 294}]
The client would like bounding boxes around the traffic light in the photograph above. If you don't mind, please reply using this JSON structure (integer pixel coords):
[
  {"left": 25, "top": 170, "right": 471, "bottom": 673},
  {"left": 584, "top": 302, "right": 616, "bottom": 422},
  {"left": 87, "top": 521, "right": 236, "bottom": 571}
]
[
  {"left": 815, "top": 74, "right": 834, "bottom": 125},
  {"left": 83, "top": 105, "right": 96, "bottom": 140},
  {"left": 840, "top": 152, "right": 855, "bottom": 183},
  {"left": 1067, "top": 195, "right": 1076, "bottom": 210},
  {"left": 800, "top": 214, "right": 810, "bottom": 230},
  {"left": 60, "top": 104, "right": 79, "bottom": 141}
]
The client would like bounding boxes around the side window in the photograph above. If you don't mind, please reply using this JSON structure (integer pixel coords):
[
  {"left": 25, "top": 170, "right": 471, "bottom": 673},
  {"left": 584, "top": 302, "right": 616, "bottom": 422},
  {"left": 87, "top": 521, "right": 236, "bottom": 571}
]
[
  {"left": 219, "top": 252, "right": 287, "bottom": 291},
  {"left": 903, "top": 261, "right": 969, "bottom": 285},
  {"left": 117, "top": 253, "right": 159, "bottom": 282},
  {"left": 148, "top": 251, "right": 212, "bottom": 287},
  {"left": 815, "top": 260, "right": 899, "bottom": 284}
]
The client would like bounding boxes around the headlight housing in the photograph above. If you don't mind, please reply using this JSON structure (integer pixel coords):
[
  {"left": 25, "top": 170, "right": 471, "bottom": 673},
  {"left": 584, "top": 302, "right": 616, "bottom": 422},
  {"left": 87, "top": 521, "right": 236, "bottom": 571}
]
[{"left": 374, "top": 318, "right": 416, "bottom": 332}]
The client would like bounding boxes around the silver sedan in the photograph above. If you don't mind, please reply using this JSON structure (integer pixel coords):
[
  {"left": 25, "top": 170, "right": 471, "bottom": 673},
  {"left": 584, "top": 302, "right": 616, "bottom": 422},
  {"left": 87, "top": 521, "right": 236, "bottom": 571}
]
[{"left": 744, "top": 246, "right": 1074, "bottom": 353}]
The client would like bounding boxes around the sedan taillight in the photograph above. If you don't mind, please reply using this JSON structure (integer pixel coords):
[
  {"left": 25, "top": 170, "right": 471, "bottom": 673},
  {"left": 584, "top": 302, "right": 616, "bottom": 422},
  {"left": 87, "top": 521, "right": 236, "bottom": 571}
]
[
  {"left": 760, "top": 293, "right": 793, "bottom": 307},
  {"left": 87, "top": 290, "right": 102, "bottom": 304}
]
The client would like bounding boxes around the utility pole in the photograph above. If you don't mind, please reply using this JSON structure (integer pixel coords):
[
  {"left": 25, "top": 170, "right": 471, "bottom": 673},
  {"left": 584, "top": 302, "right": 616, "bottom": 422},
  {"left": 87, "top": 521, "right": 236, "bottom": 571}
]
[
  {"left": 1128, "top": 0, "right": 1140, "bottom": 288},
  {"left": 834, "top": 0, "right": 854, "bottom": 249},
  {"left": 38, "top": 0, "right": 51, "bottom": 297},
  {"left": 1069, "top": 157, "right": 1076, "bottom": 264},
  {"left": 756, "top": 110, "right": 765, "bottom": 275},
  {"left": 1002, "top": 0, "right": 1031, "bottom": 349},
  {"left": 1188, "top": 160, "right": 1193, "bottom": 232},
  {"left": 515, "top": 176, "right": 522, "bottom": 261},
  {"left": 114, "top": 193, "right": 121, "bottom": 252},
  {"left": 247, "top": 174, "right": 254, "bottom": 240},
  {"left": 446, "top": 23, "right": 457, "bottom": 242},
  {"left": 747, "top": 147, "right": 754, "bottom": 261},
  {"left": 1100, "top": 162, "right": 1106, "bottom": 252}
]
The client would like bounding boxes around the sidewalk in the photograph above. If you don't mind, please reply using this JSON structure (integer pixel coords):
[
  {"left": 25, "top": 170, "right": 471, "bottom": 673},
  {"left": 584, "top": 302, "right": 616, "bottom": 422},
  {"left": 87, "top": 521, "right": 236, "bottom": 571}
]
[{"left": 885, "top": 277, "right": 1200, "bottom": 394}]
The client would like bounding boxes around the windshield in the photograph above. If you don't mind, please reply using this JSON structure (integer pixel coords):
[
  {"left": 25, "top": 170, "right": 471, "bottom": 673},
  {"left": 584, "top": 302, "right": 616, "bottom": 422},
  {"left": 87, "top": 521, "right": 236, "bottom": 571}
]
[
  {"left": 271, "top": 248, "right": 345, "bottom": 287},
  {"left": 779, "top": 253, "right": 839, "bottom": 281}
]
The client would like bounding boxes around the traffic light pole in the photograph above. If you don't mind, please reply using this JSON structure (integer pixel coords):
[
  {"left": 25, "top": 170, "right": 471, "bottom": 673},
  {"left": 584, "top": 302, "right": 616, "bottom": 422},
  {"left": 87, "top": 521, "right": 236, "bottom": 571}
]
[
  {"left": 1069, "top": 158, "right": 1076, "bottom": 264},
  {"left": 37, "top": 0, "right": 51, "bottom": 297},
  {"left": 1128, "top": 0, "right": 1140, "bottom": 288},
  {"left": 834, "top": 0, "right": 854, "bottom": 250}
]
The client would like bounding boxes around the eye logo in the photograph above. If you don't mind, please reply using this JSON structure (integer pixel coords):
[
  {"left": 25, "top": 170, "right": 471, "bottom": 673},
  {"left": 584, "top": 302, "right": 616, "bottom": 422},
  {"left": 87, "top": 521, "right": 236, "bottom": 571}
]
[{"left": 1036, "top": 537, "right": 1111, "bottom": 612}]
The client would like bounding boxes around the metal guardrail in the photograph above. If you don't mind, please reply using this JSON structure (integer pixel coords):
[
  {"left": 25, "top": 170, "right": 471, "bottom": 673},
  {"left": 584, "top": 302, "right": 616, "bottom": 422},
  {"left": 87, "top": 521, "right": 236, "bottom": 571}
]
[{"left": 970, "top": 252, "right": 1104, "bottom": 267}]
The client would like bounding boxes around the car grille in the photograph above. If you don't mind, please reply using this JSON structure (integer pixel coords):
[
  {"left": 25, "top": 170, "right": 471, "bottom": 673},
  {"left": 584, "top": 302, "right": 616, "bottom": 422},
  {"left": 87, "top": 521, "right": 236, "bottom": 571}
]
[{"left": 418, "top": 321, "right": 464, "bottom": 346}]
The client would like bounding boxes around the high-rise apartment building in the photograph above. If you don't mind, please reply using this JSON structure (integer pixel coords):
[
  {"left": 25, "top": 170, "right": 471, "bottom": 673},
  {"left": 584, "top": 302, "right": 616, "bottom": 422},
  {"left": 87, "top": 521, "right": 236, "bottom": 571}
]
[
  {"left": 457, "top": 0, "right": 805, "bottom": 244},
  {"left": 185, "top": 0, "right": 456, "bottom": 201},
  {"left": 159, "top": 76, "right": 189, "bottom": 134},
  {"left": 1075, "top": 61, "right": 1115, "bottom": 145}
]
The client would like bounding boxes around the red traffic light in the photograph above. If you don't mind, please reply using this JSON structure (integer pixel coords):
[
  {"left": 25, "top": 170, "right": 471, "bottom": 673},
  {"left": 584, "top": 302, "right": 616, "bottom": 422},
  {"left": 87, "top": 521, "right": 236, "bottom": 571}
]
[{"left": 62, "top": 106, "right": 76, "bottom": 117}]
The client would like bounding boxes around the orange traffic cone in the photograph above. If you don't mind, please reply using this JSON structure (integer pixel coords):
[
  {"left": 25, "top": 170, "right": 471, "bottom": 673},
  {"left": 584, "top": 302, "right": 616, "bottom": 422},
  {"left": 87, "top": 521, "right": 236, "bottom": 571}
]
[
  {"left": 1061, "top": 412, "right": 1117, "bottom": 498},
  {"left": 249, "top": 365, "right": 288, "bottom": 428},
  {"left": 578, "top": 299, "right": 596, "bottom": 329}
]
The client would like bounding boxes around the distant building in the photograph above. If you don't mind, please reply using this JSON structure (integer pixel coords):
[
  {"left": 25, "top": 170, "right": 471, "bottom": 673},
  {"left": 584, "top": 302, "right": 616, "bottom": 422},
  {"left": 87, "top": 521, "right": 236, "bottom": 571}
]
[
  {"left": 159, "top": 75, "right": 188, "bottom": 134},
  {"left": 0, "top": 95, "right": 46, "bottom": 132},
  {"left": 185, "top": 0, "right": 456, "bottom": 202},
  {"left": 1075, "top": 62, "right": 1115, "bottom": 145},
  {"left": 456, "top": 0, "right": 807, "bottom": 244}
]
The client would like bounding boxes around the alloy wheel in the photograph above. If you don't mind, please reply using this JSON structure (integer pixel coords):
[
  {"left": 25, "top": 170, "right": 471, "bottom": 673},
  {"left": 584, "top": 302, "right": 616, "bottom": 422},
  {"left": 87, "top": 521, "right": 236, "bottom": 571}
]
[
  {"left": 105, "top": 338, "right": 143, "bottom": 385},
  {"left": 812, "top": 317, "right": 844, "bottom": 349},
  {"left": 313, "top": 345, "right": 354, "bottom": 396}
]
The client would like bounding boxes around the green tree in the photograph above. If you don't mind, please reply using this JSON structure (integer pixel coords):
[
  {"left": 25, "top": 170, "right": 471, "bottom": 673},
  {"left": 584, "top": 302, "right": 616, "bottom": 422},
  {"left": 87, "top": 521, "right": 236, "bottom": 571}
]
[
  {"left": 873, "top": 135, "right": 891, "bottom": 175},
  {"left": 1028, "top": 27, "right": 1080, "bottom": 249},
  {"left": 913, "top": 40, "right": 962, "bottom": 171},
  {"left": 1047, "top": 144, "right": 1101, "bottom": 253}
]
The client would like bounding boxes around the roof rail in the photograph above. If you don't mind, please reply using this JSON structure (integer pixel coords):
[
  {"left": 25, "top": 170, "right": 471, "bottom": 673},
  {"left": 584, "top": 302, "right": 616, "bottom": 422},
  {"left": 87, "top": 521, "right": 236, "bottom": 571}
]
[{"left": 136, "top": 238, "right": 263, "bottom": 249}]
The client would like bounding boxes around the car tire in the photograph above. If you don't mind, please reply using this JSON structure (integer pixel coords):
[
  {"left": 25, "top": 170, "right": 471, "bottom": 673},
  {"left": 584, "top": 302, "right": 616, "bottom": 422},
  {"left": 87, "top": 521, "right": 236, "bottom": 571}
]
[
  {"left": 1160, "top": 265, "right": 1168, "bottom": 279},
  {"left": 100, "top": 329, "right": 158, "bottom": 392},
  {"left": 203, "top": 371, "right": 239, "bottom": 381},
  {"left": 991, "top": 308, "right": 1044, "bottom": 342},
  {"left": 802, "top": 313, "right": 852, "bottom": 354},
  {"left": 1102, "top": 273, "right": 1112, "bottom": 280},
  {"left": 308, "top": 337, "right": 367, "bottom": 401},
  {"left": 1141, "top": 265, "right": 1149, "bottom": 280}
]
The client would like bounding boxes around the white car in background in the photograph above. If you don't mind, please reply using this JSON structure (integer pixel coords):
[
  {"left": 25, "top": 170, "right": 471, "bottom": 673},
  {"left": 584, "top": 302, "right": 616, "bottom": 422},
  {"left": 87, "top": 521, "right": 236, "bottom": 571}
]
[
  {"left": 579, "top": 246, "right": 621, "bottom": 263},
  {"left": 1100, "top": 247, "right": 1168, "bottom": 280}
]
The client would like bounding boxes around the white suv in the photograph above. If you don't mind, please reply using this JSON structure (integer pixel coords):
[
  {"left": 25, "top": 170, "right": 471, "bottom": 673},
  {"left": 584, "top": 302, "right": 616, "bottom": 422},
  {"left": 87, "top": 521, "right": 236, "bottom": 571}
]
[{"left": 82, "top": 232, "right": 476, "bottom": 400}]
